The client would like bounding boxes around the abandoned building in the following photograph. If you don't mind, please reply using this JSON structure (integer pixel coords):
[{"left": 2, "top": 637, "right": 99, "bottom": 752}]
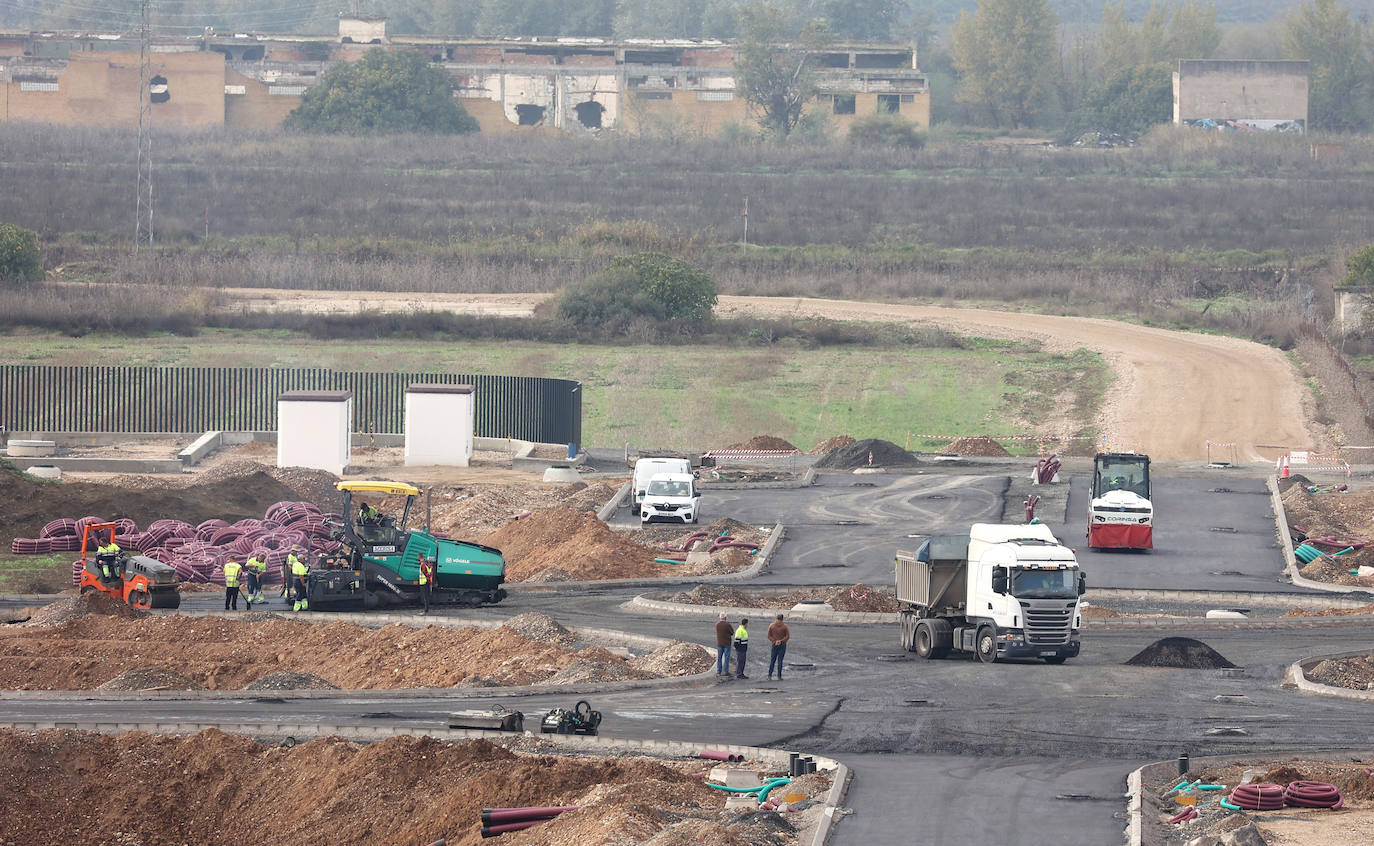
[
  {"left": 0, "top": 15, "right": 929, "bottom": 135},
  {"left": 1173, "top": 59, "right": 1308, "bottom": 132}
]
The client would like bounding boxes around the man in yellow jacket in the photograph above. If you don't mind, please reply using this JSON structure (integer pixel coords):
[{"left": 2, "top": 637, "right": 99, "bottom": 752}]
[
  {"left": 96, "top": 535, "right": 122, "bottom": 581},
  {"left": 244, "top": 554, "right": 268, "bottom": 605},
  {"left": 223, "top": 559, "right": 242, "bottom": 611},
  {"left": 290, "top": 549, "right": 309, "bottom": 612},
  {"left": 732, "top": 618, "right": 750, "bottom": 680}
]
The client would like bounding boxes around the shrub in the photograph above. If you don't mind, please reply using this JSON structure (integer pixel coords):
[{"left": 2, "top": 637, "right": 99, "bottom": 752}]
[
  {"left": 848, "top": 114, "right": 928, "bottom": 149},
  {"left": 1342, "top": 244, "right": 1374, "bottom": 286},
  {"left": 0, "top": 223, "right": 42, "bottom": 284},
  {"left": 557, "top": 252, "right": 716, "bottom": 330}
]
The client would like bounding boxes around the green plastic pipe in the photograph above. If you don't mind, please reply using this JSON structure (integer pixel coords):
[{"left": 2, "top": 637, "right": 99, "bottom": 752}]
[
  {"left": 705, "top": 777, "right": 791, "bottom": 795},
  {"left": 653, "top": 558, "right": 683, "bottom": 564}
]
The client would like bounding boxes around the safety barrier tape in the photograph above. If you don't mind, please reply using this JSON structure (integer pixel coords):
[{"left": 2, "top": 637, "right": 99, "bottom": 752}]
[{"left": 701, "top": 449, "right": 802, "bottom": 458}]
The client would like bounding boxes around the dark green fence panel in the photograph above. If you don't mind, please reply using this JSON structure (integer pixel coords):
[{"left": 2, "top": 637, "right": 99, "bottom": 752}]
[{"left": 0, "top": 366, "right": 581, "bottom": 445}]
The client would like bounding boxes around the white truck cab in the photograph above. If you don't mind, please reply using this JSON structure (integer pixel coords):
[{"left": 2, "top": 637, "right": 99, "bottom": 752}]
[
  {"left": 632, "top": 457, "right": 692, "bottom": 506},
  {"left": 897, "top": 523, "right": 1084, "bottom": 663},
  {"left": 639, "top": 472, "right": 701, "bottom": 525}
]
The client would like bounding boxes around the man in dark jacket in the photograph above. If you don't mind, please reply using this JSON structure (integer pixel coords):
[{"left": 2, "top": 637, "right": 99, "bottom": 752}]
[
  {"left": 767, "top": 613, "right": 791, "bottom": 680},
  {"left": 714, "top": 612, "right": 734, "bottom": 678}
]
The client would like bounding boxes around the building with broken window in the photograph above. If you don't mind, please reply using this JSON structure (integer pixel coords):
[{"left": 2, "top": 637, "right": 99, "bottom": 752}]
[{"left": 0, "top": 16, "right": 928, "bottom": 135}]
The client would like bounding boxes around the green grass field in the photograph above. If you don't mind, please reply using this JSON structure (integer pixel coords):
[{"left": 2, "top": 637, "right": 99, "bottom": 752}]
[
  {"left": 0, "top": 553, "right": 71, "bottom": 594},
  {"left": 4, "top": 330, "right": 1107, "bottom": 452}
]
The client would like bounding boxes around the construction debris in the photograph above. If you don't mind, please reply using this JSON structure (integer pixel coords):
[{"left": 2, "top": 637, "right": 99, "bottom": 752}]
[{"left": 813, "top": 438, "right": 918, "bottom": 470}]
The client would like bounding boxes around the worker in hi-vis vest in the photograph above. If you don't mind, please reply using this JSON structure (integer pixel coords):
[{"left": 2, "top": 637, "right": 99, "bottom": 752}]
[
  {"left": 223, "top": 559, "right": 242, "bottom": 611},
  {"left": 290, "top": 550, "right": 309, "bottom": 612}
]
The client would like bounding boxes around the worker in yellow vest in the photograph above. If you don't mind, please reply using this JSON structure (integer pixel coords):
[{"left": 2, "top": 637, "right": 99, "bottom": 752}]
[
  {"left": 244, "top": 554, "right": 268, "bottom": 605},
  {"left": 290, "top": 548, "right": 309, "bottom": 612},
  {"left": 96, "top": 535, "right": 122, "bottom": 581},
  {"left": 419, "top": 555, "right": 435, "bottom": 615},
  {"left": 223, "top": 559, "right": 242, "bottom": 611}
]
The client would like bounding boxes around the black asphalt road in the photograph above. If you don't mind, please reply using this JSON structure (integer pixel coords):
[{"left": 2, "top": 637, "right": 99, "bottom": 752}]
[{"left": 4, "top": 464, "right": 1367, "bottom": 845}]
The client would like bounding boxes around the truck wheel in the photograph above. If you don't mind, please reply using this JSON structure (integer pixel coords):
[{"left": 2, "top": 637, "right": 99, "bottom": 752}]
[
  {"left": 975, "top": 626, "right": 998, "bottom": 664},
  {"left": 915, "top": 624, "right": 935, "bottom": 659},
  {"left": 899, "top": 615, "right": 916, "bottom": 651}
]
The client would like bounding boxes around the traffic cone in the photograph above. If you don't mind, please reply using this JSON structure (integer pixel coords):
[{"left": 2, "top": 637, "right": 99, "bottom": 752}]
[{"left": 1280, "top": 455, "right": 1290, "bottom": 479}]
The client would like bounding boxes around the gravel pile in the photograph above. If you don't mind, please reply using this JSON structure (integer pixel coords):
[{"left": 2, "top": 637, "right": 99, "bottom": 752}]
[
  {"left": 501, "top": 612, "right": 575, "bottom": 644},
  {"left": 813, "top": 438, "right": 918, "bottom": 469},
  {"left": 629, "top": 641, "right": 712, "bottom": 676},
  {"left": 722, "top": 435, "right": 799, "bottom": 451},
  {"left": 96, "top": 667, "right": 204, "bottom": 691},
  {"left": 1307, "top": 655, "right": 1374, "bottom": 690},
  {"left": 244, "top": 672, "right": 341, "bottom": 691},
  {"left": 1124, "top": 637, "right": 1236, "bottom": 669},
  {"left": 942, "top": 436, "right": 1013, "bottom": 457},
  {"left": 810, "top": 434, "right": 857, "bottom": 454},
  {"left": 25, "top": 593, "right": 148, "bottom": 628}
]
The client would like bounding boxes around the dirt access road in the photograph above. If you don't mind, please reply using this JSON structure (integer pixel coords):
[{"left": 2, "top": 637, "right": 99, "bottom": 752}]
[{"left": 222, "top": 288, "right": 1312, "bottom": 462}]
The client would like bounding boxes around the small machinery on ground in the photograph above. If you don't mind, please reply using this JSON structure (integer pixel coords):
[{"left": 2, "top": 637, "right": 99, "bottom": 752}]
[
  {"left": 540, "top": 700, "right": 602, "bottom": 735},
  {"left": 76, "top": 521, "right": 181, "bottom": 609},
  {"left": 1087, "top": 452, "right": 1153, "bottom": 550}
]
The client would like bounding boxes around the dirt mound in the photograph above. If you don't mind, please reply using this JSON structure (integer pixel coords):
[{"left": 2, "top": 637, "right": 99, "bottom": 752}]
[
  {"left": 810, "top": 434, "right": 857, "bottom": 454},
  {"left": 427, "top": 480, "right": 626, "bottom": 540},
  {"left": 25, "top": 592, "right": 148, "bottom": 627},
  {"left": 501, "top": 612, "right": 574, "bottom": 644},
  {"left": 723, "top": 435, "right": 799, "bottom": 452},
  {"left": 0, "top": 614, "right": 698, "bottom": 691},
  {"left": 1307, "top": 655, "right": 1374, "bottom": 690},
  {"left": 1124, "top": 637, "right": 1236, "bottom": 669},
  {"left": 825, "top": 583, "right": 899, "bottom": 613},
  {"left": 97, "top": 666, "right": 204, "bottom": 691},
  {"left": 1340, "top": 769, "right": 1374, "bottom": 800},
  {"left": 1283, "top": 604, "right": 1374, "bottom": 617},
  {"left": 1261, "top": 765, "right": 1306, "bottom": 785},
  {"left": 1080, "top": 604, "right": 1121, "bottom": 618},
  {"left": 630, "top": 641, "right": 712, "bottom": 676},
  {"left": 0, "top": 462, "right": 304, "bottom": 545},
  {"left": 942, "top": 436, "right": 1013, "bottom": 457},
  {"left": 0, "top": 728, "right": 761, "bottom": 846},
  {"left": 484, "top": 509, "right": 659, "bottom": 582},
  {"left": 813, "top": 438, "right": 918, "bottom": 470}
]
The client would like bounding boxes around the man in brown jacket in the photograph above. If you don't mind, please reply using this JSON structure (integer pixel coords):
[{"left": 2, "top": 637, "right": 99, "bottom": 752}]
[
  {"left": 767, "top": 613, "right": 790, "bottom": 680},
  {"left": 715, "top": 612, "right": 734, "bottom": 678}
]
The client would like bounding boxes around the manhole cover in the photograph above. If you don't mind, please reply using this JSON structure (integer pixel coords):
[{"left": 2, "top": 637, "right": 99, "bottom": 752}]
[
  {"left": 1210, "top": 527, "right": 1238, "bottom": 533},
  {"left": 1206, "top": 726, "right": 1248, "bottom": 736},
  {"left": 875, "top": 654, "right": 908, "bottom": 662},
  {"left": 1210, "top": 570, "right": 1245, "bottom": 577},
  {"left": 924, "top": 494, "right": 949, "bottom": 500},
  {"left": 851, "top": 482, "right": 877, "bottom": 487},
  {"left": 903, "top": 699, "right": 930, "bottom": 706},
  {"left": 834, "top": 519, "right": 861, "bottom": 525},
  {"left": 786, "top": 662, "right": 815, "bottom": 671},
  {"left": 360, "top": 712, "right": 398, "bottom": 719},
  {"left": 1209, "top": 488, "right": 1233, "bottom": 493},
  {"left": 817, "top": 562, "right": 845, "bottom": 568},
  {"left": 1214, "top": 694, "right": 1248, "bottom": 702}
]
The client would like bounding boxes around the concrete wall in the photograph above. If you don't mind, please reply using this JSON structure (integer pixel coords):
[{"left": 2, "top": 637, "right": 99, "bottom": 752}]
[
  {"left": 2, "top": 51, "right": 228, "bottom": 127},
  {"left": 1174, "top": 59, "right": 1308, "bottom": 131},
  {"left": 1336, "top": 287, "right": 1374, "bottom": 335}
]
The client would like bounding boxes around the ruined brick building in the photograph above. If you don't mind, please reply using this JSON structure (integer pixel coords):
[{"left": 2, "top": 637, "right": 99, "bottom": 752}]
[{"left": 0, "top": 15, "right": 929, "bottom": 134}]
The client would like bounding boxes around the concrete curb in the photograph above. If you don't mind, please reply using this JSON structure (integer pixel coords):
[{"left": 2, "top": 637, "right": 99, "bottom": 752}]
[
  {"left": 596, "top": 481, "right": 631, "bottom": 522},
  {"left": 1268, "top": 474, "right": 1366, "bottom": 594},
  {"left": 1126, "top": 765, "right": 1143, "bottom": 846},
  {"left": 0, "top": 717, "right": 848, "bottom": 843},
  {"left": 1286, "top": 651, "right": 1374, "bottom": 701}
]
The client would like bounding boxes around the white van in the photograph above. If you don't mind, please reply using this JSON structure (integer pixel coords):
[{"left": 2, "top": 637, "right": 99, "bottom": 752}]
[
  {"left": 632, "top": 457, "right": 692, "bottom": 506},
  {"left": 640, "top": 472, "right": 701, "bottom": 525}
]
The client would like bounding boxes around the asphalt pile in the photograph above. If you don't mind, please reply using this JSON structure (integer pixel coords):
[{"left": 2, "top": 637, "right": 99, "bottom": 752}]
[
  {"left": 1124, "top": 637, "right": 1236, "bottom": 669},
  {"left": 0, "top": 729, "right": 766, "bottom": 846},
  {"left": 813, "top": 438, "right": 918, "bottom": 469},
  {"left": 96, "top": 666, "right": 204, "bottom": 691},
  {"left": 0, "top": 607, "right": 703, "bottom": 691}
]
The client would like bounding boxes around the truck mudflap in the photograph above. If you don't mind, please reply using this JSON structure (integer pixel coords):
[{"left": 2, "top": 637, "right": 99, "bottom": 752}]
[{"left": 1088, "top": 523, "right": 1152, "bottom": 550}]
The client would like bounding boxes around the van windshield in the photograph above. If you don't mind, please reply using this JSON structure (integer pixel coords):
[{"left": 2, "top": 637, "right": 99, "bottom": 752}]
[
  {"left": 647, "top": 480, "right": 692, "bottom": 498},
  {"left": 1010, "top": 568, "right": 1078, "bottom": 599}
]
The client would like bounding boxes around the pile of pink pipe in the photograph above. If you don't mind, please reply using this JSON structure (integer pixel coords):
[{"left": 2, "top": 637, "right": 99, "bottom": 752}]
[
  {"left": 479, "top": 806, "right": 580, "bottom": 838},
  {"left": 661, "top": 531, "right": 759, "bottom": 559},
  {"left": 10, "top": 502, "right": 343, "bottom": 586}
]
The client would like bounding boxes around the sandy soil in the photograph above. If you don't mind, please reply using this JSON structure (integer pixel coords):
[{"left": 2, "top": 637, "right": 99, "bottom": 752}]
[
  {"left": 212, "top": 289, "right": 1313, "bottom": 462},
  {"left": 0, "top": 728, "right": 829, "bottom": 846}
]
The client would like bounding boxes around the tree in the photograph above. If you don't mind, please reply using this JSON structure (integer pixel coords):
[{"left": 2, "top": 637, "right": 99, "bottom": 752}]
[
  {"left": 0, "top": 223, "right": 42, "bottom": 284},
  {"left": 1284, "top": 0, "right": 1372, "bottom": 132},
  {"left": 951, "top": 0, "right": 1058, "bottom": 128},
  {"left": 734, "top": 2, "right": 833, "bottom": 137},
  {"left": 821, "top": 0, "right": 909, "bottom": 41},
  {"left": 556, "top": 252, "right": 716, "bottom": 328},
  {"left": 1342, "top": 244, "right": 1374, "bottom": 287},
  {"left": 285, "top": 49, "right": 477, "bottom": 134},
  {"left": 1073, "top": 62, "right": 1173, "bottom": 136}
]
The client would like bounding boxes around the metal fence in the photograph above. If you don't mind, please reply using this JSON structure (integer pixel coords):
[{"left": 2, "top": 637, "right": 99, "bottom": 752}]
[{"left": 0, "top": 366, "right": 582, "bottom": 445}]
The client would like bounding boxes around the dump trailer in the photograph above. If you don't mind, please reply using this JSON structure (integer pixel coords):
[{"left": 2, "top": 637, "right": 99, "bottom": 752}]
[
  {"left": 1087, "top": 452, "right": 1153, "bottom": 550},
  {"left": 311, "top": 480, "right": 507, "bottom": 610},
  {"left": 895, "top": 523, "right": 1084, "bottom": 664}
]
